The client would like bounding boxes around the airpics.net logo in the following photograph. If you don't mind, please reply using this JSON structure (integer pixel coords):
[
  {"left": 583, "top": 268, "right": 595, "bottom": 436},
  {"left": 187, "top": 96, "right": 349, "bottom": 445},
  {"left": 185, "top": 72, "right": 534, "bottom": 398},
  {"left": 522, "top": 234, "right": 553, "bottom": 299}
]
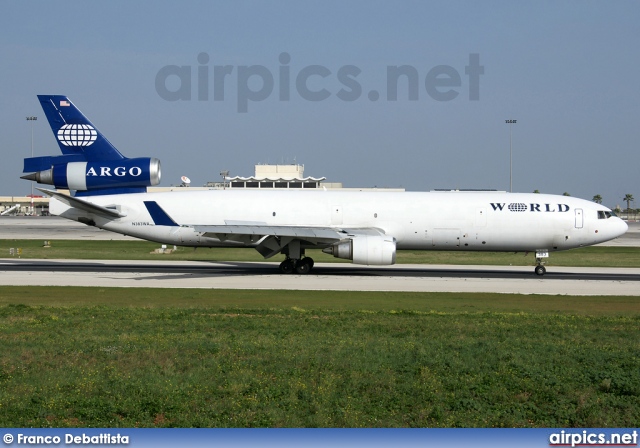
[
  {"left": 57, "top": 124, "right": 97, "bottom": 147},
  {"left": 549, "top": 430, "right": 638, "bottom": 448},
  {"left": 155, "top": 52, "right": 484, "bottom": 112}
]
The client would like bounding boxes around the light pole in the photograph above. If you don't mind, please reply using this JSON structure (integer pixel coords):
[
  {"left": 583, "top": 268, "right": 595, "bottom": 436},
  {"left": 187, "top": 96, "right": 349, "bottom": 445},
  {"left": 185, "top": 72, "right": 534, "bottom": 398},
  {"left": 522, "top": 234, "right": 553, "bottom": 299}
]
[
  {"left": 505, "top": 119, "right": 517, "bottom": 192},
  {"left": 220, "top": 170, "right": 229, "bottom": 189},
  {"left": 26, "top": 116, "right": 37, "bottom": 215}
]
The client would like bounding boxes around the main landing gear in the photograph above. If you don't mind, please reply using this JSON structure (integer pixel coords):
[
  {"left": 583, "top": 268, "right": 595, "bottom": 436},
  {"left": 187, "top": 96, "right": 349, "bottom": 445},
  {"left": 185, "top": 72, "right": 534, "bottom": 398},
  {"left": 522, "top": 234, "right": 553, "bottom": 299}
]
[{"left": 279, "top": 257, "right": 315, "bottom": 275}]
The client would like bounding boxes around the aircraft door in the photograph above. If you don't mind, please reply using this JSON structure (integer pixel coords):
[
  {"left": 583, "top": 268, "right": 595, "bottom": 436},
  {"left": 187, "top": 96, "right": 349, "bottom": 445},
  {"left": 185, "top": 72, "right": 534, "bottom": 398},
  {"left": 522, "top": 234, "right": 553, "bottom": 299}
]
[{"left": 575, "top": 208, "right": 583, "bottom": 229}]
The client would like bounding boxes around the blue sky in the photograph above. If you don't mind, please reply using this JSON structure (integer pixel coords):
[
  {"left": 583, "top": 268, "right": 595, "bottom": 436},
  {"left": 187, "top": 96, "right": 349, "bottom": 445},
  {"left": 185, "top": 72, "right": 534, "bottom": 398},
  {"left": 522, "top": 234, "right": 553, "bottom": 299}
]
[{"left": 1, "top": 1, "right": 638, "bottom": 207}]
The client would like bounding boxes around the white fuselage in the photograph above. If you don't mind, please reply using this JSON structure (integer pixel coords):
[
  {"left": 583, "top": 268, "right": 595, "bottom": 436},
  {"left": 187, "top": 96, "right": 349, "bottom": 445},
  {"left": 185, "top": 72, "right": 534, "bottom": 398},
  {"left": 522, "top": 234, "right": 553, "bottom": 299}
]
[{"left": 51, "top": 189, "right": 628, "bottom": 254}]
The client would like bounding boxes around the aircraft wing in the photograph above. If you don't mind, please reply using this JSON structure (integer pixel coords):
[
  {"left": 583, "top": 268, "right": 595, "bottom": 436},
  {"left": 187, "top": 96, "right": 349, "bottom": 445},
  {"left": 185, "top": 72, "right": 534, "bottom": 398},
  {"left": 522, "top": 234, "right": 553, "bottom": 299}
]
[
  {"left": 194, "top": 224, "right": 384, "bottom": 240},
  {"left": 192, "top": 224, "right": 386, "bottom": 259},
  {"left": 37, "top": 188, "right": 126, "bottom": 219},
  {"left": 195, "top": 224, "right": 344, "bottom": 240}
]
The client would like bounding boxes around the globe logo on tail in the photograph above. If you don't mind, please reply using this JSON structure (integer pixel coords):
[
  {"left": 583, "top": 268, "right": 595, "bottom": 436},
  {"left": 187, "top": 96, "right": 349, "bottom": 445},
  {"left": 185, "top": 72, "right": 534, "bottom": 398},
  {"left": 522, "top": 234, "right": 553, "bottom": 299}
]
[{"left": 57, "top": 124, "right": 97, "bottom": 147}]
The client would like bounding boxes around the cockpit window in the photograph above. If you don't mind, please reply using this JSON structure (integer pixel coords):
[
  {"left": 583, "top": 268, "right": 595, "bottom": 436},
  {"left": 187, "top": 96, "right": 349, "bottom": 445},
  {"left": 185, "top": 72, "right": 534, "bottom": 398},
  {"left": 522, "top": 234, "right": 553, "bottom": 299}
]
[{"left": 598, "top": 211, "right": 615, "bottom": 219}]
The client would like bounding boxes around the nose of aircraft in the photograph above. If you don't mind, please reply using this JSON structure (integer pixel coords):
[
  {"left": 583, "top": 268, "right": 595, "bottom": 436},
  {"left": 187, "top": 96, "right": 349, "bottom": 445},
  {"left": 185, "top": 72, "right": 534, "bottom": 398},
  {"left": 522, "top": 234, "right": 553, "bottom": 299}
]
[
  {"left": 616, "top": 218, "right": 629, "bottom": 237},
  {"left": 597, "top": 218, "right": 628, "bottom": 245}
]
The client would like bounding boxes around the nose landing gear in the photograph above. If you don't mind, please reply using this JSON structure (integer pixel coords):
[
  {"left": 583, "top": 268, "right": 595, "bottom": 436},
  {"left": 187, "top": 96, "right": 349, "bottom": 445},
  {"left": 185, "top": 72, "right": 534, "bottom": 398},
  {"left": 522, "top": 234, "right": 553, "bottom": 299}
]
[{"left": 534, "top": 250, "right": 549, "bottom": 276}]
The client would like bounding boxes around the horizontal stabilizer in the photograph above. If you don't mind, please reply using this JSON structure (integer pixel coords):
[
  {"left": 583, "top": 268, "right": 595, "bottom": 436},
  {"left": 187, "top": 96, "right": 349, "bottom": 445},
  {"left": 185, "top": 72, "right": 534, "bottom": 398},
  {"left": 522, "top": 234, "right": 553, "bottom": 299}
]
[
  {"left": 36, "top": 188, "right": 125, "bottom": 219},
  {"left": 23, "top": 154, "right": 87, "bottom": 173}
]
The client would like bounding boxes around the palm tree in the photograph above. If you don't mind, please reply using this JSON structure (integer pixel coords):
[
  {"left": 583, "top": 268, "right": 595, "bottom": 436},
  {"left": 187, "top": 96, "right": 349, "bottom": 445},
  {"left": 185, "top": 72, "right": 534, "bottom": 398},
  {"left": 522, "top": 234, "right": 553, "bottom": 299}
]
[
  {"left": 624, "top": 194, "right": 634, "bottom": 212},
  {"left": 592, "top": 194, "right": 602, "bottom": 204}
]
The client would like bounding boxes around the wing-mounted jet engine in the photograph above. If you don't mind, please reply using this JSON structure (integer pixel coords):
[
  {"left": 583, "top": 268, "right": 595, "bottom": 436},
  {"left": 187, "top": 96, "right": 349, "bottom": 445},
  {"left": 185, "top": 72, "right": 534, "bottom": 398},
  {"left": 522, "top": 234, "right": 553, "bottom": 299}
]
[{"left": 322, "top": 235, "right": 396, "bottom": 265}]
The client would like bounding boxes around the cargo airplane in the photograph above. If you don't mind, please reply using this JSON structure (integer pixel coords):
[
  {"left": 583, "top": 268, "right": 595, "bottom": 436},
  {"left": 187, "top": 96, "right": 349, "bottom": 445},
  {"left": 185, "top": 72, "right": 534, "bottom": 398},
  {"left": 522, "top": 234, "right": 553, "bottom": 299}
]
[{"left": 22, "top": 95, "right": 627, "bottom": 276}]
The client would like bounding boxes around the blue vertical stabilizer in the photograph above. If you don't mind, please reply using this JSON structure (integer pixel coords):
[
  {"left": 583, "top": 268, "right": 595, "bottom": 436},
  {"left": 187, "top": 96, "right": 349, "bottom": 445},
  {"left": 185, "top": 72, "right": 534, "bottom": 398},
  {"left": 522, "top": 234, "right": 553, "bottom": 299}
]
[
  {"left": 37, "top": 95, "right": 125, "bottom": 161},
  {"left": 22, "top": 95, "right": 161, "bottom": 196}
]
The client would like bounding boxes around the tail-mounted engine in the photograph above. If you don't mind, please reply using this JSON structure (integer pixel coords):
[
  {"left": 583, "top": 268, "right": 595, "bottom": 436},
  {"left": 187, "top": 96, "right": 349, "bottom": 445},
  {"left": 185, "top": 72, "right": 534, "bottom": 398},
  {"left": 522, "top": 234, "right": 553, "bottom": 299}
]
[{"left": 22, "top": 158, "right": 161, "bottom": 192}]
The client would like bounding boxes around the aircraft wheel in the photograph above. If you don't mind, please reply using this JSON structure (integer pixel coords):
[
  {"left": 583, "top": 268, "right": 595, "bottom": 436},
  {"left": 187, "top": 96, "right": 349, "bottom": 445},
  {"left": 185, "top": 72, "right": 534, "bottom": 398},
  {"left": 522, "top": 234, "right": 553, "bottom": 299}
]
[
  {"left": 279, "top": 259, "right": 295, "bottom": 274},
  {"left": 534, "top": 265, "right": 546, "bottom": 276},
  {"left": 301, "top": 257, "right": 314, "bottom": 269},
  {"left": 295, "top": 258, "right": 313, "bottom": 275}
]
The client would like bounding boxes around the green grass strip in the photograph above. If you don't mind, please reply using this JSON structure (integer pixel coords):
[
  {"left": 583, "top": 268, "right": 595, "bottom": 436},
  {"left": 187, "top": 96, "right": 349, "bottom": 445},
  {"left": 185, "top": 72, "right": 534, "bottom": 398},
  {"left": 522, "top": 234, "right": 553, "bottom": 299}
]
[
  {"left": 0, "top": 295, "right": 638, "bottom": 427},
  {"left": 1, "top": 286, "right": 640, "bottom": 315}
]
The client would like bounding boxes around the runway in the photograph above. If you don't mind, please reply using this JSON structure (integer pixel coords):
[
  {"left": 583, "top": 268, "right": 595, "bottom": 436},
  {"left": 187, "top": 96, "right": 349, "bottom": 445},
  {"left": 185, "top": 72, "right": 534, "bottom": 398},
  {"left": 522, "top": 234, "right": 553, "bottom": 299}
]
[
  {"left": 1, "top": 259, "right": 639, "bottom": 295},
  {"left": 0, "top": 216, "right": 138, "bottom": 240},
  {"left": 1, "top": 216, "right": 639, "bottom": 295}
]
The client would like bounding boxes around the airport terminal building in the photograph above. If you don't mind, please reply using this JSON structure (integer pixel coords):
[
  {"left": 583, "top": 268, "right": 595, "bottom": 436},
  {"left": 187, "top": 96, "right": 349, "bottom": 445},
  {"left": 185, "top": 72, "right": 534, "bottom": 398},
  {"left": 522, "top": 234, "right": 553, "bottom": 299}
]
[{"left": 205, "top": 164, "right": 332, "bottom": 190}]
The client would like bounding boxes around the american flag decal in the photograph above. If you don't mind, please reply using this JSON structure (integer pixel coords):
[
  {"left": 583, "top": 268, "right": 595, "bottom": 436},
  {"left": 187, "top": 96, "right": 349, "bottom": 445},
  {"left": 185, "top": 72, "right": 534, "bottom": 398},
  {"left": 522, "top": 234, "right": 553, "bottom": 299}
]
[{"left": 60, "top": 100, "right": 70, "bottom": 106}]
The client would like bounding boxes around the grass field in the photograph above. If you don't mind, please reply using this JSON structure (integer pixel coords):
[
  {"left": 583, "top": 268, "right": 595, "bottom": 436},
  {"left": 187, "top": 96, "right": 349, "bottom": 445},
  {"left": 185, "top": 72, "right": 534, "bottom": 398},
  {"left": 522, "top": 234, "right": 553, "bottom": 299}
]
[
  {"left": 2, "top": 239, "right": 640, "bottom": 267},
  {"left": 1, "top": 287, "right": 639, "bottom": 427}
]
